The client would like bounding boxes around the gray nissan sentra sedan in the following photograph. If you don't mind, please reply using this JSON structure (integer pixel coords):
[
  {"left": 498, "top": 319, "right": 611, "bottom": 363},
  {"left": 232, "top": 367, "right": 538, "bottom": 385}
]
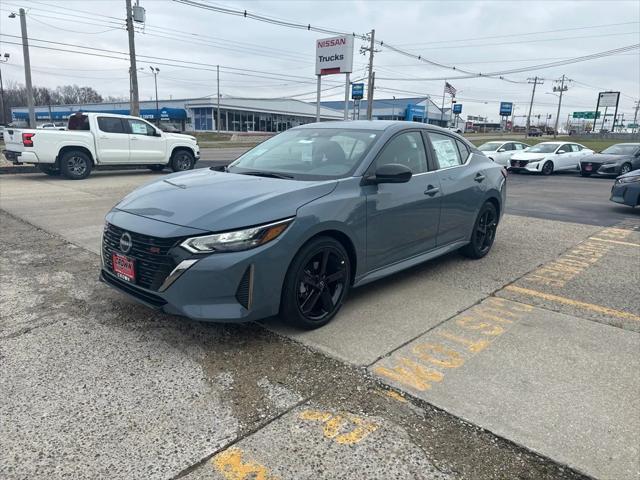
[{"left": 101, "top": 121, "right": 506, "bottom": 329}]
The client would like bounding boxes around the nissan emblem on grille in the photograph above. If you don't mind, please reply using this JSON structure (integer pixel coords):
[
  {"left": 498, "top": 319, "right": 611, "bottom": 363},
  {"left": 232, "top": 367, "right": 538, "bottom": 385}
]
[{"left": 119, "top": 232, "right": 132, "bottom": 253}]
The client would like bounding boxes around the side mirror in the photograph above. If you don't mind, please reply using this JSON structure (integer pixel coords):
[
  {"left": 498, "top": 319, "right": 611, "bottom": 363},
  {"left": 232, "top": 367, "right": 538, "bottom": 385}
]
[
  {"left": 154, "top": 130, "right": 162, "bottom": 137},
  {"left": 557, "top": 150, "right": 566, "bottom": 154},
  {"left": 497, "top": 148, "right": 506, "bottom": 153},
  {"left": 367, "top": 163, "right": 412, "bottom": 184}
]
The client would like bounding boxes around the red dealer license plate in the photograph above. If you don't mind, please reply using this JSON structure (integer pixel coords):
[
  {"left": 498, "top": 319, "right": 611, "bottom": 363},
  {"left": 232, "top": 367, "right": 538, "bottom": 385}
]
[{"left": 112, "top": 252, "right": 136, "bottom": 283}]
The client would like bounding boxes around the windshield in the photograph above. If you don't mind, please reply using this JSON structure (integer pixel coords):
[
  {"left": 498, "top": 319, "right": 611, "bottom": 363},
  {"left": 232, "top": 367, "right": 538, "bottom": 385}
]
[
  {"left": 227, "top": 128, "right": 379, "bottom": 180},
  {"left": 527, "top": 144, "right": 559, "bottom": 153},
  {"left": 478, "top": 142, "right": 503, "bottom": 152},
  {"left": 601, "top": 144, "right": 638, "bottom": 155}
]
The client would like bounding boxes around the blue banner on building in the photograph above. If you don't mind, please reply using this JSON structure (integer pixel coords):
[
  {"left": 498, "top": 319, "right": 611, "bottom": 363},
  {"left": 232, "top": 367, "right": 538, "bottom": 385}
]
[
  {"left": 405, "top": 104, "right": 426, "bottom": 121},
  {"left": 13, "top": 107, "right": 187, "bottom": 122}
]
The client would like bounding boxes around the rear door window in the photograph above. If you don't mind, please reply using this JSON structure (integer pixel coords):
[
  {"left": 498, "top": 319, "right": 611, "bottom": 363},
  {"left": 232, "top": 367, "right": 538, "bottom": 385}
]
[
  {"left": 570, "top": 144, "right": 582, "bottom": 152},
  {"left": 128, "top": 119, "right": 156, "bottom": 136},
  {"left": 98, "top": 117, "right": 126, "bottom": 134},
  {"left": 427, "top": 132, "right": 462, "bottom": 168}
]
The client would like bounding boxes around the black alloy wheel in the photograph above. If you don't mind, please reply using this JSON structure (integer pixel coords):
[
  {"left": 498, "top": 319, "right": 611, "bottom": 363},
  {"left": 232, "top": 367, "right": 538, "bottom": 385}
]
[
  {"left": 620, "top": 163, "right": 632, "bottom": 175},
  {"left": 60, "top": 150, "right": 92, "bottom": 180},
  {"left": 541, "top": 160, "right": 554, "bottom": 175},
  {"left": 461, "top": 202, "right": 498, "bottom": 259},
  {"left": 170, "top": 150, "right": 195, "bottom": 172},
  {"left": 282, "top": 237, "right": 350, "bottom": 329}
]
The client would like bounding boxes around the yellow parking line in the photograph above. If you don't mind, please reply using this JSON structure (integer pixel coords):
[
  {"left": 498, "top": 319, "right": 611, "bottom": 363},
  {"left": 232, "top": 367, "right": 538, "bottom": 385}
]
[
  {"left": 589, "top": 237, "right": 640, "bottom": 247},
  {"left": 504, "top": 285, "right": 640, "bottom": 322}
]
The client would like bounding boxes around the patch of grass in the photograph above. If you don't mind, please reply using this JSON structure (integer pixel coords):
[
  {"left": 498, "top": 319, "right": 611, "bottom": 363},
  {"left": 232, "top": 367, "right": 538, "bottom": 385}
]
[
  {"left": 192, "top": 132, "right": 233, "bottom": 142},
  {"left": 467, "top": 136, "right": 620, "bottom": 152}
]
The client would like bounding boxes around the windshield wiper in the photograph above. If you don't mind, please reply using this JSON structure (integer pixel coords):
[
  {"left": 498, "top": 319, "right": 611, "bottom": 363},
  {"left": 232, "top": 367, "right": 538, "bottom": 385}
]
[{"left": 236, "top": 170, "right": 294, "bottom": 179}]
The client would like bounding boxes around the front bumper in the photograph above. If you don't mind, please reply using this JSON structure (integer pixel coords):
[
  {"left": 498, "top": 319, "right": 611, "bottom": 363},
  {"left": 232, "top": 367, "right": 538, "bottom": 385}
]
[
  {"left": 610, "top": 182, "right": 640, "bottom": 207},
  {"left": 581, "top": 162, "right": 619, "bottom": 176},
  {"left": 99, "top": 210, "right": 294, "bottom": 322},
  {"left": 509, "top": 160, "right": 544, "bottom": 173}
]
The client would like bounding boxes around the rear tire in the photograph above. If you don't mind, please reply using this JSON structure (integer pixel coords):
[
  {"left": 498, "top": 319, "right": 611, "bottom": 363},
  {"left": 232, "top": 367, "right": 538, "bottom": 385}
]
[
  {"left": 60, "top": 150, "right": 92, "bottom": 180},
  {"left": 281, "top": 236, "right": 351, "bottom": 330},
  {"left": 38, "top": 164, "right": 60, "bottom": 176},
  {"left": 170, "top": 150, "right": 195, "bottom": 172},
  {"left": 147, "top": 165, "right": 165, "bottom": 172},
  {"left": 541, "top": 160, "right": 554, "bottom": 175},
  {"left": 460, "top": 202, "right": 498, "bottom": 259}
]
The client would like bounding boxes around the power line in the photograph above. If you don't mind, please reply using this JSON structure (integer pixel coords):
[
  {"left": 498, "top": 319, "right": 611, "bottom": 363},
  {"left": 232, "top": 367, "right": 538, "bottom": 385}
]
[{"left": 393, "top": 21, "right": 640, "bottom": 47}]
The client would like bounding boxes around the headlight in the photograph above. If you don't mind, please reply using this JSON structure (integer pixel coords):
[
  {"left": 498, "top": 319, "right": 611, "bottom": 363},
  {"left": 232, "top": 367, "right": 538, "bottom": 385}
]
[
  {"left": 181, "top": 217, "right": 293, "bottom": 253},
  {"left": 617, "top": 176, "right": 640, "bottom": 184}
]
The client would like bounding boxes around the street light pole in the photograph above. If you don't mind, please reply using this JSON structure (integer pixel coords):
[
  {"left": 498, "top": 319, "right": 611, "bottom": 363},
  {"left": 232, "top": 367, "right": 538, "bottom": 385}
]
[
  {"left": 0, "top": 53, "right": 9, "bottom": 125},
  {"left": 150, "top": 66, "right": 160, "bottom": 125}
]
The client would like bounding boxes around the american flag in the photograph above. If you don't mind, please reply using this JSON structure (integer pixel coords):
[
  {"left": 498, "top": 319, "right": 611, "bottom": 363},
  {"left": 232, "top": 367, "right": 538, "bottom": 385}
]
[{"left": 444, "top": 81, "right": 457, "bottom": 96}]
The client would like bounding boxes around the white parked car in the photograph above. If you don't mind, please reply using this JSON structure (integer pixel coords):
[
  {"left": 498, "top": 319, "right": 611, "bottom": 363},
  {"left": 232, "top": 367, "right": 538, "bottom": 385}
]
[
  {"left": 2, "top": 112, "right": 200, "bottom": 180},
  {"left": 509, "top": 141, "right": 594, "bottom": 175},
  {"left": 477, "top": 140, "right": 530, "bottom": 167}
]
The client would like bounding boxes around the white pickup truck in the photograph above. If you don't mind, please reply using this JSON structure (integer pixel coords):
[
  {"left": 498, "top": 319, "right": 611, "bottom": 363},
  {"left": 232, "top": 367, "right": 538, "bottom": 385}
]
[{"left": 3, "top": 112, "right": 200, "bottom": 180}]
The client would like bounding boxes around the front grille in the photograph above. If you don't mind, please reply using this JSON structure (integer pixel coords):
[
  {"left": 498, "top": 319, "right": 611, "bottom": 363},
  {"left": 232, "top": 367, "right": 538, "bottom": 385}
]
[
  {"left": 102, "top": 223, "right": 183, "bottom": 291},
  {"left": 510, "top": 160, "right": 529, "bottom": 168},
  {"left": 101, "top": 271, "right": 167, "bottom": 307}
]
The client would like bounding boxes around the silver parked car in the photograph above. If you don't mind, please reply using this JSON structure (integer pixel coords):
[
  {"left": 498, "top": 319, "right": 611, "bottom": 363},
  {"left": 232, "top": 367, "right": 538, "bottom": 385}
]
[
  {"left": 477, "top": 140, "right": 530, "bottom": 167},
  {"left": 101, "top": 121, "right": 507, "bottom": 329}
]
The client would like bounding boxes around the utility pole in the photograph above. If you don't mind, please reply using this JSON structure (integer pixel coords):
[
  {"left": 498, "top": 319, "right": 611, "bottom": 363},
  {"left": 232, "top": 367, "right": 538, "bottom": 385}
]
[
  {"left": 18, "top": 9, "right": 35, "bottom": 128},
  {"left": 632, "top": 100, "right": 639, "bottom": 133},
  {"left": 552, "top": 75, "right": 569, "bottom": 139},
  {"left": 365, "top": 29, "right": 375, "bottom": 120},
  {"left": 0, "top": 53, "right": 9, "bottom": 125},
  {"left": 149, "top": 66, "right": 160, "bottom": 125},
  {"left": 216, "top": 65, "right": 221, "bottom": 133},
  {"left": 525, "top": 76, "right": 543, "bottom": 138},
  {"left": 126, "top": 0, "right": 140, "bottom": 116}
]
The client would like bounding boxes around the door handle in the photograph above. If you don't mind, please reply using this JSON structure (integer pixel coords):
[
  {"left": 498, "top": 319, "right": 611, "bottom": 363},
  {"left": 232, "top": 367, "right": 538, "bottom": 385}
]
[
  {"left": 131, "top": 137, "right": 138, "bottom": 141},
  {"left": 99, "top": 135, "right": 108, "bottom": 140},
  {"left": 424, "top": 185, "right": 440, "bottom": 196},
  {"left": 474, "top": 173, "right": 486, "bottom": 182}
]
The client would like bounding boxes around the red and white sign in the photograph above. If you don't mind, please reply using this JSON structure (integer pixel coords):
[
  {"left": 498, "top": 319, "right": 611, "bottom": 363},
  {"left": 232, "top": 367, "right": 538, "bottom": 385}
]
[{"left": 315, "top": 35, "right": 354, "bottom": 76}]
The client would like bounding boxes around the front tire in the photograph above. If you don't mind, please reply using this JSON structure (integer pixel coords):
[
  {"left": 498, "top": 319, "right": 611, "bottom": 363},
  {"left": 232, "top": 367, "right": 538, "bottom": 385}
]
[
  {"left": 38, "top": 164, "right": 60, "bottom": 176},
  {"left": 461, "top": 202, "right": 498, "bottom": 259},
  {"left": 170, "top": 150, "right": 195, "bottom": 172},
  {"left": 60, "top": 150, "right": 92, "bottom": 180},
  {"left": 281, "top": 237, "right": 351, "bottom": 330},
  {"left": 541, "top": 160, "right": 554, "bottom": 175},
  {"left": 620, "top": 162, "right": 632, "bottom": 175}
]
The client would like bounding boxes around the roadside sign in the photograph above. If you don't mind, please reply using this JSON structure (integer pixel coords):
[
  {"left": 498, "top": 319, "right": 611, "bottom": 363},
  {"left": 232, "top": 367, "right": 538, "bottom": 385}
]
[
  {"left": 598, "top": 91, "right": 620, "bottom": 108},
  {"left": 452, "top": 103, "right": 462, "bottom": 114},
  {"left": 351, "top": 83, "right": 364, "bottom": 100},
  {"left": 499, "top": 102, "right": 513, "bottom": 116},
  {"left": 315, "top": 35, "right": 354, "bottom": 76},
  {"left": 573, "top": 111, "right": 600, "bottom": 119},
  {"left": 628, "top": 123, "right": 639, "bottom": 129}
]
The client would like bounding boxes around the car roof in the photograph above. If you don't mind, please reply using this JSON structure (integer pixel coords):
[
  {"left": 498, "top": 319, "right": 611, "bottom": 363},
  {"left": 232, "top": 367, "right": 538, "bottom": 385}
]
[
  {"left": 291, "top": 120, "right": 448, "bottom": 133},
  {"left": 612, "top": 142, "right": 640, "bottom": 146}
]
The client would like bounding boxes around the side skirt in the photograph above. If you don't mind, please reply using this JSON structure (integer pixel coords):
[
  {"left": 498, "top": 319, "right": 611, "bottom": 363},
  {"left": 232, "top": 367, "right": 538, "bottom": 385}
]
[{"left": 353, "top": 240, "right": 469, "bottom": 288}]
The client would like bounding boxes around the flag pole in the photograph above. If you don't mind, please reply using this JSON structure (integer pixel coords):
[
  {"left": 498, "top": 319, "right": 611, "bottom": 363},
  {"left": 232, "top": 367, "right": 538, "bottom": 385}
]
[{"left": 440, "top": 81, "right": 446, "bottom": 124}]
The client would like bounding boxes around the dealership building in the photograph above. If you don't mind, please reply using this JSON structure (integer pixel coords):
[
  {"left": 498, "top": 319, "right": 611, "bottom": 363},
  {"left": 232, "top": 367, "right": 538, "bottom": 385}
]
[
  {"left": 11, "top": 97, "right": 344, "bottom": 132},
  {"left": 11, "top": 95, "right": 454, "bottom": 131}
]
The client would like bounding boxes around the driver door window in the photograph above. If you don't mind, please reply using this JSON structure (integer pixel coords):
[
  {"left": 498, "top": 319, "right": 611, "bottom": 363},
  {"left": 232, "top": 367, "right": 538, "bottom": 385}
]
[{"left": 374, "top": 131, "right": 428, "bottom": 174}]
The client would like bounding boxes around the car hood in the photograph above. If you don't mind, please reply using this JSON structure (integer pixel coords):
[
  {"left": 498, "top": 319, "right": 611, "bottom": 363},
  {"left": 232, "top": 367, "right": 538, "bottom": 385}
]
[
  {"left": 580, "top": 153, "right": 628, "bottom": 164},
  {"left": 617, "top": 169, "right": 640, "bottom": 180},
  {"left": 115, "top": 168, "right": 337, "bottom": 231},
  {"left": 164, "top": 132, "right": 197, "bottom": 143},
  {"left": 510, "top": 152, "right": 549, "bottom": 161}
]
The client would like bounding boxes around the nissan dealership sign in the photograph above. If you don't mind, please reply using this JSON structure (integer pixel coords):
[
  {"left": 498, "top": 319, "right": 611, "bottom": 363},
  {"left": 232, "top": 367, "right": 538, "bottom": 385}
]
[{"left": 315, "top": 35, "right": 354, "bottom": 76}]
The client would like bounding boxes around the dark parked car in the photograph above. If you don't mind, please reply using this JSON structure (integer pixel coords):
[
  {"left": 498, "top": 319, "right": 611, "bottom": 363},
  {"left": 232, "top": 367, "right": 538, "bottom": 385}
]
[
  {"left": 527, "top": 127, "right": 543, "bottom": 137},
  {"left": 610, "top": 168, "right": 640, "bottom": 207},
  {"left": 100, "top": 121, "right": 506, "bottom": 329},
  {"left": 580, "top": 143, "right": 640, "bottom": 177}
]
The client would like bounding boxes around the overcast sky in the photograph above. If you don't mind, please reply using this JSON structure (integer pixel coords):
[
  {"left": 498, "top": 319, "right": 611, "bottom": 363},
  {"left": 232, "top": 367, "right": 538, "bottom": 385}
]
[{"left": 0, "top": 0, "right": 638, "bottom": 123}]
